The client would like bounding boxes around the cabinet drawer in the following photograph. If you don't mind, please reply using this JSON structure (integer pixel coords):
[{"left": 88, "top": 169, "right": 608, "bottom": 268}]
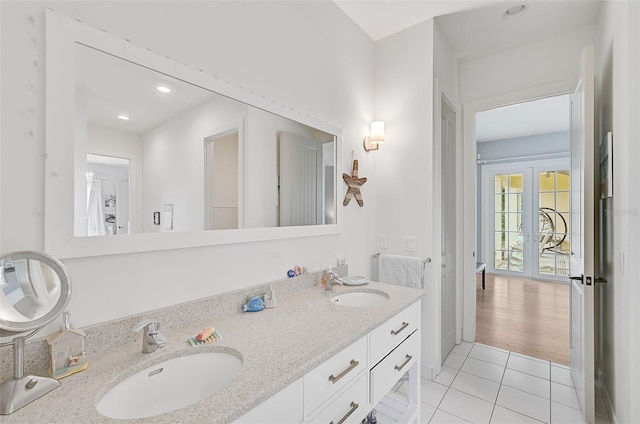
[
  {"left": 308, "top": 373, "right": 368, "bottom": 424},
  {"left": 370, "top": 329, "right": 420, "bottom": 406},
  {"left": 305, "top": 336, "right": 368, "bottom": 415},
  {"left": 369, "top": 301, "right": 420, "bottom": 364},
  {"left": 233, "top": 378, "right": 303, "bottom": 424}
]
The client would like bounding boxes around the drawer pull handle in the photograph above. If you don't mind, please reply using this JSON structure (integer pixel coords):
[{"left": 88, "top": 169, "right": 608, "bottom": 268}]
[
  {"left": 328, "top": 359, "right": 359, "bottom": 384},
  {"left": 391, "top": 321, "right": 409, "bottom": 336},
  {"left": 330, "top": 401, "right": 359, "bottom": 424},
  {"left": 394, "top": 354, "right": 413, "bottom": 372}
]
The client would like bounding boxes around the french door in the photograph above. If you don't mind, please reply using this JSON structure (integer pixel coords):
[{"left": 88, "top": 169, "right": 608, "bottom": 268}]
[{"left": 482, "top": 158, "right": 570, "bottom": 281}]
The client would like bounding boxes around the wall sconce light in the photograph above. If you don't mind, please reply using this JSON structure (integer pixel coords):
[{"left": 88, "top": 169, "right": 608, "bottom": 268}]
[{"left": 363, "top": 121, "right": 385, "bottom": 152}]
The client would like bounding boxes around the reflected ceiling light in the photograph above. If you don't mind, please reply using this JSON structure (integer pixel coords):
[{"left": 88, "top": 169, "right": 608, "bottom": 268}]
[
  {"left": 503, "top": 4, "right": 528, "bottom": 19},
  {"left": 117, "top": 115, "right": 130, "bottom": 121},
  {"left": 156, "top": 85, "right": 171, "bottom": 94},
  {"left": 363, "top": 121, "right": 385, "bottom": 152}
]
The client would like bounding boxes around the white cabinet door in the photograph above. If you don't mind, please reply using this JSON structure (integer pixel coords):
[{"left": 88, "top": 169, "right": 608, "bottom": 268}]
[{"left": 234, "top": 378, "right": 303, "bottom": 424}]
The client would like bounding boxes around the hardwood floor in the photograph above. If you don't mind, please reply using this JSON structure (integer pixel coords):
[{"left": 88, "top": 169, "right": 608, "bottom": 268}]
[{"left": 476, "top": 273, "right": 570, "bottom": 365}]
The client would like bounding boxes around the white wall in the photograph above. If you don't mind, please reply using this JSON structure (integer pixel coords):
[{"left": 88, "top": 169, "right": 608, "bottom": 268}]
[
  {"left": 595, "top": 1, "right": 640, "bottom": 422},
  {"left": 459, "top": 25, "right": 597, "bottom": 104},
  {"left": 374, "top": 20, "right": 440, "bottom": 376},
  {"left": 142, "top": 96, "right": 247, "bottom": 233},
  {"left": 0, "top": 1, "right": 374, "bottom": 329}
]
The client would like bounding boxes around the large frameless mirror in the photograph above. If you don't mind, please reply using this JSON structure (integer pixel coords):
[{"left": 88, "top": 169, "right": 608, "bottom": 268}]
[{"left": 45, "top": 10, "right": 340, "bottom": 258}]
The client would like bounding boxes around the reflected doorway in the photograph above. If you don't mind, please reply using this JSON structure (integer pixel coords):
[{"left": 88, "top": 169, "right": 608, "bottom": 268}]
[
  {"left": 86, "top": 154, "right": 130, "bottom": 236},
  {"left": 204, "top": 128, "right": 240, "bottom": 230}
]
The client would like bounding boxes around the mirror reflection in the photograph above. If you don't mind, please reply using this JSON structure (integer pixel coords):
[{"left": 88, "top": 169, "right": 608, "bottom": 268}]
[
  {"left": 74, "top": 44, "right": 336, "bottom": 237},
  {"left": 0, "top": 258, "right": 62, "bottom": 323}
]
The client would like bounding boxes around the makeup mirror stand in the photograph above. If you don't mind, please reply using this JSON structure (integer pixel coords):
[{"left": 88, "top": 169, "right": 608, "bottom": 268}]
[
  {"left": 0, "top": 334, "right": 60, "bottom": 415},
  {"left": 0, "top": 251, "right": 72, "bottom": 415}
]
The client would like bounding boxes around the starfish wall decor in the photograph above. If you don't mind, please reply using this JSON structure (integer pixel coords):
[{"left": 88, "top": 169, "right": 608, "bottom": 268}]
[{"left": 343, "top": 159, "right": 367, "bottom": 207}]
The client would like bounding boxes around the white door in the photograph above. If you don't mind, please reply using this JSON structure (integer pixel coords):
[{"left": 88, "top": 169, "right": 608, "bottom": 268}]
[
  {"left": 279, "top": 132, "right": 324, "bottom": 226},
  {"left": 483, "top": 160, "right": 571, "bottom": 281},
  {"left": 569, "top": 46, "right": 596, "bottom": 423},
  {"left": 441, "top": 98, "right": 457, "bottom": 359}
]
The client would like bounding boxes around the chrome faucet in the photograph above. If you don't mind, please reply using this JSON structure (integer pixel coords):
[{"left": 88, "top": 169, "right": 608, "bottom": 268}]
[
  {"left": 324, "top": 270, "right": 342, "bottom": 292},
  {"left": 132, "top": 319, "right": 167, "bottom": 354}
]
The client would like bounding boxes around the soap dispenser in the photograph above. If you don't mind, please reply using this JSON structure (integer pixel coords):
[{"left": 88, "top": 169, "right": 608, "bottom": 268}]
[{"left": 46, "top": 312, "right": 88, "bottom": 379}]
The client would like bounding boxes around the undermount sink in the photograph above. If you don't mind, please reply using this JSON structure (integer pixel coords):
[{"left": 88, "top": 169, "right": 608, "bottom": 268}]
[
  {"left": 96, "top": 350, "right": 242, "bottom": 419},
  {"left": 330, "top": 290, "right": 389, "bottom": 307}
]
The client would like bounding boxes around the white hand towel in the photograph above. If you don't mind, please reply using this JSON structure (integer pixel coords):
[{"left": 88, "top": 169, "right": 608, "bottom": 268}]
[{"left": 378, "top": 254, "right": 423, "bottom": 289}]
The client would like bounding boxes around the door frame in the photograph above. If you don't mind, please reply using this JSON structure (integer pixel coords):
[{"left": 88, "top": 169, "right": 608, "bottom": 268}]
[{"left": 462, "top": 81, "right": 572, "bottom": 341}]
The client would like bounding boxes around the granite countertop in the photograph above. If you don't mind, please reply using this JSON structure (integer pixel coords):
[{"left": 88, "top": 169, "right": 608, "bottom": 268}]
[{"left": 3, "top": 281, "right": 424, "bottom": 424}]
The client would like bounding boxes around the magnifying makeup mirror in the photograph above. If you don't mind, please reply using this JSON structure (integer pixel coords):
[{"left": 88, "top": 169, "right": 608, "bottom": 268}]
[{"left": 0, "top": 251, "right": 72, "bottom": 415}]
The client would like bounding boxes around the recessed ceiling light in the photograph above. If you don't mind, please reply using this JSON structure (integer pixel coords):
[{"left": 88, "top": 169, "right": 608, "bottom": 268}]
[
  {"left": 117, "top": 115, "right": 130, "bottom": 121},
  {"left": 503, "top": 4, "right": 528, "bottom": 20},
  {"left": 156, "top": 85, "right": 171, "bottom": 94}
]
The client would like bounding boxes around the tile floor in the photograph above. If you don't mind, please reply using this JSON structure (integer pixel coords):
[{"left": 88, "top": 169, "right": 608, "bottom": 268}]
[{"left": 394, "top": 342, "right": 612, "bottom": 424}]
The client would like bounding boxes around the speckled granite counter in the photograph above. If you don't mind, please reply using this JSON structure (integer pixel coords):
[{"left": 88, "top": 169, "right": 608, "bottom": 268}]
[{"left": 1, "top": 280, "right": 424, "bottom": 424}]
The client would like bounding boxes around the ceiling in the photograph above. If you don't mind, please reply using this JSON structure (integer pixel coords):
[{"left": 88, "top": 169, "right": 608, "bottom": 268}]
[
  {"left": 334, "top": 1, "right": 601, "bottom": 52},
  {"left": 334, "top": 0, "right": 600, "bottom": 140},
  {"left": 475, "top": 94, "right": 570, "bottom": 142},
  {"left": 76, "top": 44, "right": 216, "bottom": 134}
]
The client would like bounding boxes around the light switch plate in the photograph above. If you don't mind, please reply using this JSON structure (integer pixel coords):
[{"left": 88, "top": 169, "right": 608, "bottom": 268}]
[
  {"left": 402, "top": 236, "right": 416, "bottom": 252},
  {"left": 379, "top": 234, "right": 388, "bottom": 249}
]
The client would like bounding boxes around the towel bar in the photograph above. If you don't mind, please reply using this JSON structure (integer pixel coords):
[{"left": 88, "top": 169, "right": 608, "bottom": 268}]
[
  {"left": 373, "top": 253, "right": 431, "bottom": 265},
  {"left": 373, "top": 253, "right": 430, "bottom": 289}
]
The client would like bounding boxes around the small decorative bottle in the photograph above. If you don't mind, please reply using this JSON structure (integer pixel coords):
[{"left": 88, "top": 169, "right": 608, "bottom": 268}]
[{"left": 47, "top": 312, "right": 88, "bottom": 379}]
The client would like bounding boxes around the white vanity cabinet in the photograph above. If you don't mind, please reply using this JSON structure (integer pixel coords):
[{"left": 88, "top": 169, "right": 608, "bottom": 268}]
[
  {"left": 233, "top": 378, "right": 304, "bottom": 424},
  {"left": 234, "top": 301, "right": 421, "bottom": 424}
]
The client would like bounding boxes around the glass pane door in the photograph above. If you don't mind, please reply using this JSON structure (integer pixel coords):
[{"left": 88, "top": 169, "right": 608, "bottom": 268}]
[
  {"left": 493, "top": 173, "right": 525, "bottom": 273},
  {"left": 537, "top": 170, "right": 571, "bottom": 277}
]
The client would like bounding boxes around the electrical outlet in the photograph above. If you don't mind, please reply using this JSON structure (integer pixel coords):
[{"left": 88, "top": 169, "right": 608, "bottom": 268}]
[
  {"left": 402, "top": 236, "right": 417, "bottom": 252},
  {"left": 379, "top": 234, "right": 388, "bottom": 249}
]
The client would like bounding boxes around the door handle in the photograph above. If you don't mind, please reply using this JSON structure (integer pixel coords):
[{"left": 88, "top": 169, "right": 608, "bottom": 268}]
[{"left": 569, "top": 275, "right": 583, "bottom": 284}]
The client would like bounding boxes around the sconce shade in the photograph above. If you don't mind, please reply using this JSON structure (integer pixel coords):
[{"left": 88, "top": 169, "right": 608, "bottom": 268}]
[
  {"left": 363, "top": 121, "right": 385, "bottom": 152},
  {"left": 370, "top": 121, "right": 385, "bottom": 143}
]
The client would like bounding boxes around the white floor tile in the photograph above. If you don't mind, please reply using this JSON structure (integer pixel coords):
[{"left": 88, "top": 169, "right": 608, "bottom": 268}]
[
  {"left": 420, "top": 378, "right": 449, "bottom": 407},
  {"left": 439, "top": 388, "right": 494, "bottom": 424},
  {"left": 469, "top": 344, "right": 509, "bottom": 367},
  {"left": 443, "top": 351, "right": 467, "bottom": 370},
  {"left": 451, "top": 371, "right": 501, "bottom": 403},
  {"left": 421, "top": 403, "right": 437, "bottom": 423},
  {"left": 551, "top": 401, "right": 585, "bottom": 424},
  {"left": 452, "top": 341, "right": 474, "bottom": 357},
  {"left": 502, "top": 368, "right": 550, "bottom": 399},
  {"left": 551, "top": 382, "right": 581, "bottom": 410},
  {"left": 430, "top": 409, "right": 472, "bottom": 424},
  {"left": 461, "top": 357, "right": 506, "bottom": 383},
  {"left": 551, "top": 365, "right": 574, "bottom": 387},
  {"left": 507, "top": 354, "right": 550, "bottom": 380},
  {"left": 490, "top": 405, "right": 544, "bottom": 423},
  {"left": 435, "top": 365, "right": 458, "bottom": 386},
  {"left": 496, "top": 385, "right": 550, "bottom": 423}
]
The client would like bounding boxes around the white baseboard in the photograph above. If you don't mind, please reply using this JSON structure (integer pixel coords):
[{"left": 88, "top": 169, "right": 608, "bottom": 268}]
[{"left": 422, "top": 363, "right": 440, "bottom": 381}]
